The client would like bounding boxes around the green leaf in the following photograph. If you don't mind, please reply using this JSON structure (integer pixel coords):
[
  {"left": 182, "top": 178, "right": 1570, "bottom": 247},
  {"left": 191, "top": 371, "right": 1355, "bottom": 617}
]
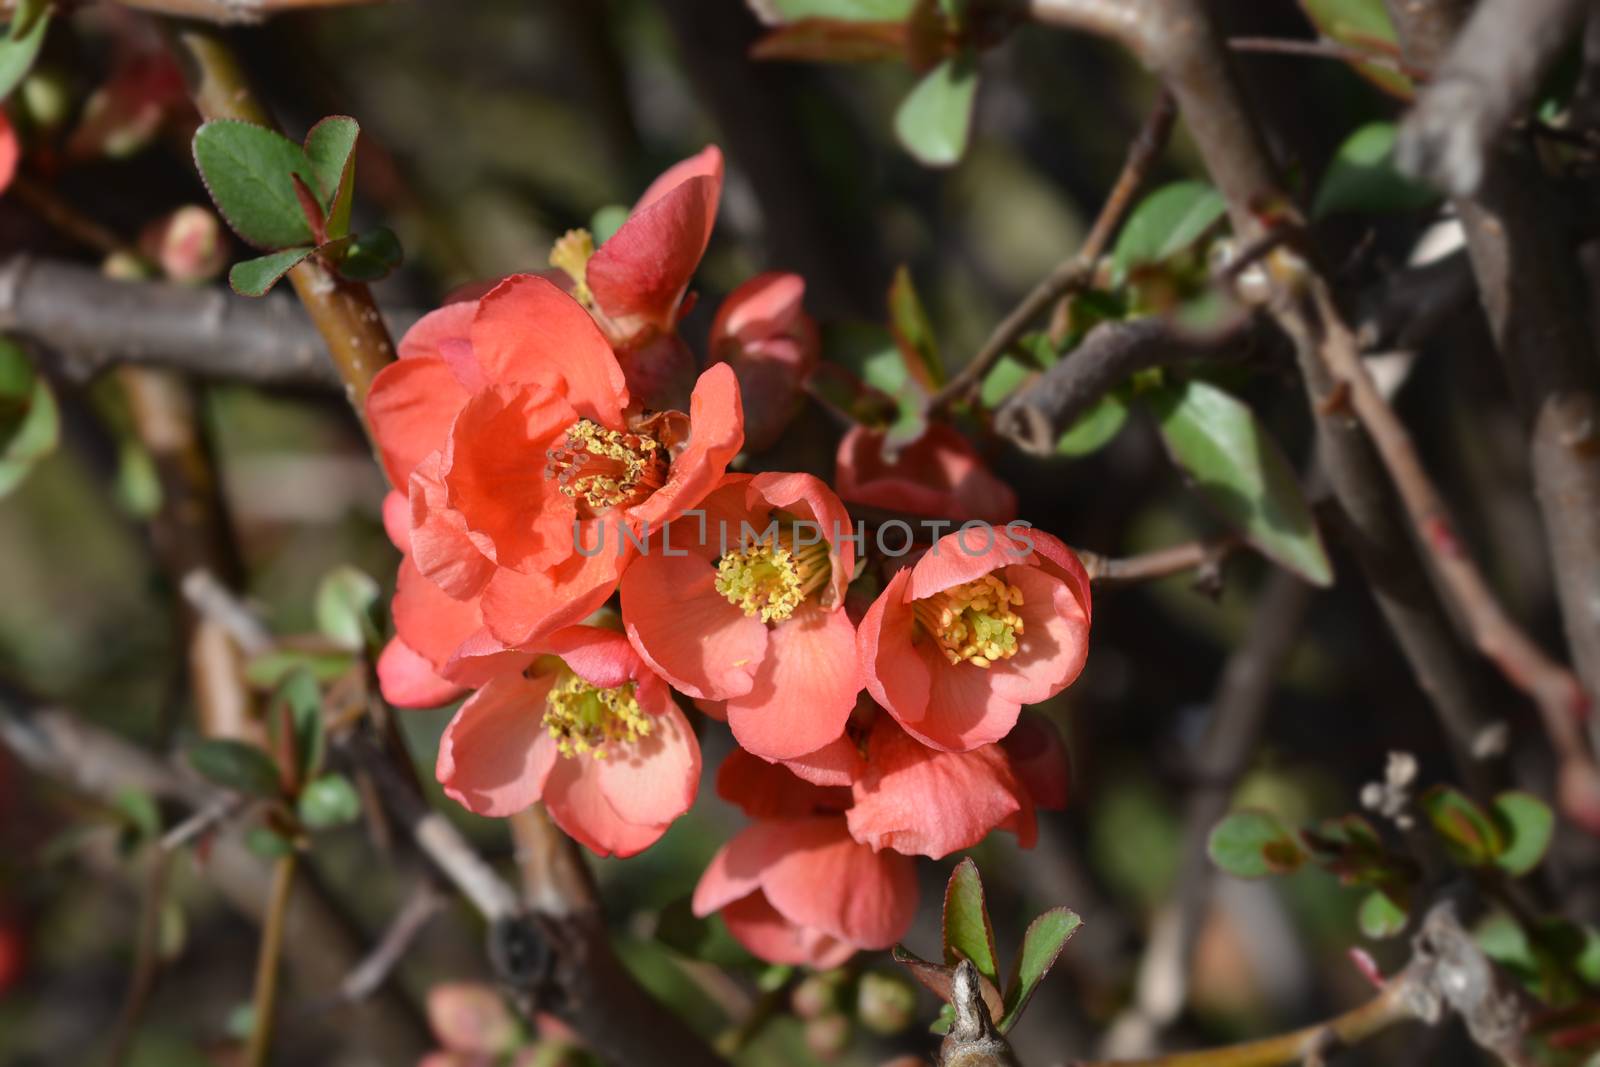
[
  {"left": 887, "top": 264, "right": 943, "bottom": 390},
  {"left": 333, "top": 227, "right": 404, "bottom": 282},
  {"left": 314, "top": 565, "right": 382, "bottom": 651},
  {"left": 1491, "top": 792, "right": 1555, "bottom": 877},
  {"left": 942, "top": 857, "right": 1000, "bottom": 988},
  {"left": 0, "top": 340, "right": 59, "bottom": 499},
  {"left": 245, "top": 649, "right": 356, "bottom": 688},
  {"left": 1145, "top": 378, "right": 1333, "bottom": 586},
  {"left": 1421, "top": 785, "right": 1505, "bottom": 866},
  {"left": 186, "top": 739, "right": 282, "bottom": 799},
  {"left": 979, "top": 354, "right": 1033, "bottom": 409},
  {"left": 1112, "top": 181, "right": 1227, "bottom": 283},
  {"left": 753, "top": 0, "right": 916, "bottom": 21},
  {"left": 229, "top": 247, "right": 314, "bottom": 297},
  {"left": 894, "top": 53, "right": 978, "bottom": 168},
  {"left": 998, "top": 907, "right": 1081, "bottom": 1032},
  {"left": 272, "top": 668, "right": 325, "bottom": 782},
  {"left": 1056, "top": 391, "right": 1130, "bottom": 457},
  {"left": 1312, "top": 122, "right": 1438, "bottom": 218},
  {"left": 192, "top": 120, "right": 320, "bottom": 250},
  {"left": 1357, "top": 889, "right": 1408, "bottom": 940},
  {"left": 0, "top": 7, "right": 48, "bottom": 101},
  {"left": 8, "top": 0, "right": 47, "bottom": 40},
  {"left": 297, "top": 773, "right": 361, "bottom": 830},
  {"left": 590, "top": 204, "right": 630, "bottom": 246},
  {"left": 301, "top": 116, "right": 359, "bottom": 208},
  {"left": 1207, "top": 809, "right": 1306, "bottom": 878},
  {"left": 113, "top": 788, "right": 162, "bottom": 841},
  {"left": 1296, "top": 0, "right": 1413, "bottom": 98},
  {"left": 244, "top": 827, "right": 294, "bottom": 859},
  {"left": 847, "top": 321, "right": 927, "bottom": 444}
]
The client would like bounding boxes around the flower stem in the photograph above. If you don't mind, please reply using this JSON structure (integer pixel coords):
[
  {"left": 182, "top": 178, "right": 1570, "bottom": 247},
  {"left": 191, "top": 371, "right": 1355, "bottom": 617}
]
[
  {"left": 1070, "top": 981, "right": 1414, "bottom": 1067},
  {"left": 244, "top": 850, "right": 298, "bottom": 1067}
]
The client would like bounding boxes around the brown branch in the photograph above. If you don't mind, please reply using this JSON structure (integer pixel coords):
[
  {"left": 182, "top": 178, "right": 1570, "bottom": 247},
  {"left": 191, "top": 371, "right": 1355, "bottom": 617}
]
[
  {"left": 103, "top": 848, "right": 175, "bottom": 1067},
  {"left": 0, "top": 0, "right": 389, "bottom": 24},
  {"left": 167, "top": 24, "right": 396, "bottom": 436},
  {"left": 244, "top": 852, "right": 298, "bottom": 1067},
  {"left": 993, "top": 313, "right": 1257, "bottom": 455},
  {"left": 1395, "top": 0, "right": 1588, "bottom": 196},
  {"left": 339, "top": 880, "right": 446, "bottom": 1002},
  {"left": 1386, "top": 0, "right": 1600, "bottom": 827},
  {"left": 928, "top": 89, "right": 1177, "bottom": 412},
  {"left": 1076, "top": 535, "right": 1240, "bottom": 589},
  {"left": 1225, "top": 36, "right": 1428, "bottom": 83}
]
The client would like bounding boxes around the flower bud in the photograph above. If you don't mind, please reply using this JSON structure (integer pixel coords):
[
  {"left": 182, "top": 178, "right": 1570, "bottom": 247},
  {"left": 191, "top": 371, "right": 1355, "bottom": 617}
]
[
  {"left": 803, "top": 1012, "right": 851, "bottom": 1060},
  {"left": 791, "top": 969, "right": 844, "bottom": 1019},
  {"left": 425, "top": 982, "right": 518, "bottom": 1056},
  {"left": 710, "top": 272, "right": 818, "bottom": 453},
  {"left": 140, "top": 206, "right": 227, "bottom": 285},
  {"left": 855, "top": 970, "right": 917, "bottom": 1035},
  {"left": 19, "top": 68, "right": 73, "bottom": 133}
]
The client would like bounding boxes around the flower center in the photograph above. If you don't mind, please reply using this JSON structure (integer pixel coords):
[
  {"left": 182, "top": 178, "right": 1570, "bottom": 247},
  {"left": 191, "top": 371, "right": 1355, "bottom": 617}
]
[
  {"left": 545, "top": 419, "right": 666, "bottom": 514},
  {"left": 913, "top": 574, "right": 1025, "bottom": 668},
  {"left": 549, "top": 228, "right": 595, "bottom": 306},
  {"left": 542, "top": 673, "right": 651, "bottom": 759},
  {"left": 715, "top": 528, "right": 831, "bottom": 624}
]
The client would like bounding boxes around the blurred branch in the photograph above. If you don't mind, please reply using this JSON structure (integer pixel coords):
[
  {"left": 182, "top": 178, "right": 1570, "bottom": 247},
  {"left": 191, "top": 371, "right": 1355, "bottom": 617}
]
[
  {"left": 0, "top": 0, "right": 390, "bottom": 25},
  {"left": 1386, "top": 0, "right": 1600, "bottom": 811},
  {"left": 1395, "top": 0, "right": 1588, "bottom": 196},
  {"left": 1075, "top": 535, "right": 1240, "bottom": 589},
  {"left": 930, "top": 90, "right": 1177, "bottom": 412},
  {"left": 339, "top": 879, "right": 446, "bottom": 1003},
  {"left": 167, "top": 23, "right": 396, "bottom": 438},
  {"left": 245, "top": 852, "right": 298, "bottom": 1067},
  {"left": 1225, "top": 37, "right": 1426, "bottom": 83}
]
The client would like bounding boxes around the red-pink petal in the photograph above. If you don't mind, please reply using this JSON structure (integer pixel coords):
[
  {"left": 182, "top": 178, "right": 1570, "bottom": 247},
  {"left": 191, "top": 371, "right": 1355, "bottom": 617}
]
[
  {"left": 627, "top": 363, "right": 745, "bottom": 528},
  {"left": 726, "top": 602, "right": 859, "bottom": 761},
  {"left": 633, "top": 145, "right": 724, "bottom": 222},
  {"left": 542, "top": 626, "right": 640, "bottom": 690},
  {"left": 747, "top": 472, "right": 855, "bottom": 608},
  {"left": 717, "top": 746, "right": 851, "bottom": 818},
  {"left": 904, "top": 648, "right": 1021, "bottom": 752},
  {"left": 377, "top": 636, "right": 466, "bottom": 709},
  {"left": 1024, "top": 527, "right": 1093, "bottom": 626},
  {"left": 381, "top": 490, "right": 410, "bottom": 553},
  {"left": 0, "top": 113, "right": 15, "bottom": 196},
  {"left": 437, "top": 673, "right": 559, "bottom": 817},
  {"left": 470, "top": 274, "right": 628, "bottom": 427},
  {"left": 366, "top": 356, "right": 469, "bottom": 489},
  {"left": 440, "top": 628, "right": 535, "bottom": 688},
  {"left": 859, "top": 568, "right": 932, "bottom": 729},
  {"left": 757, "top": 818, "right": 919, "bottom": 950},
  {"left": 781, "top": 732, "right": 866, "bottom": 787},
  {"left": 907, "top": 529, "right": 1033, "bottom": 601},
  {"left": 409, "top": 453, "right": 496, "bottom": 600},
  {"left": 543, "top": 755, "right": 669, "bottom": 858},
  {"left": 1002, "top": 711, "right": 1072, "bottom": 810},
  {"left": 712, "top": 271, "right": 808, "bottom": 346},
  {"left": 392, "top": 555, "right": 481, "bottom": 672},
  {"left": 480, "top": 547, "right": 629, "bottom": 648},
  {"left": 593, "top": 695, "right": 700, "bottom": 827},
  {"left": 720, "top": 892, "right": 856, "bottom": 969},
  {"left": 987, "top": 565, "right": 1090, "bottom": 707},
  {"left": 620, "top": 550, "right": 767, "bottom": 700},
  {"left": 835, "top": 424, "right": 1018, "bottom": 525},
  {"left": 847, "top": 717, "right": 1029, "bottom": 858}
]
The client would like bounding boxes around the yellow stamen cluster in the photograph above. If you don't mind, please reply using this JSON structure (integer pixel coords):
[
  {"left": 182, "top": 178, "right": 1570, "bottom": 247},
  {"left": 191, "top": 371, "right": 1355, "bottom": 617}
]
[
  {"left": 914, "top": 574, "right": 1025, "bottom": 668},
  {"left": 549, "top": 228, "right": 595, "bottom": 305},
  {"left": 542, "top": 674, "right": 651, "bottom": 759},
  {"left": 545, "top": 419, "right": 665, "bottom": 513},
  {"left": 715, "top": 530, "right": 831, "bottom": 624}
]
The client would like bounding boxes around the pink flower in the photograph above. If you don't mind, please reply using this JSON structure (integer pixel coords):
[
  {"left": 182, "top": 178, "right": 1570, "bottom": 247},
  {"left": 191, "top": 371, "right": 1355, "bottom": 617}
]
[
  {"left": 716, "top": 743, "right": 853, "bottom": 820},
  {"left": 620, "top": 472, "right": 861, "bottom": 761},
  {"left": 0, "top": 112, "right": 15, "bottom": 197},
  {"left": 692, "top": 815, "right": 917, "bottom": 968},
  {"left": 435, "top": 626, "right": 699, "bottom": 856},
  {"left": 365, "top": 273, "right": 743, "bottom": 681},
  {"left": 1001, "top": 709, "right": 1072, "bottom": 810},
  {"left": 846, "top": 714, "right": 1039, "bottom": 858},
  {"left": 857, "top": 527, "right": 1091, "bottom": 751},
  {"left": 709, "top": 272, "right": 819, "bottom": 452},
  {"left": 836, "top": 424, "right": 1017, "bottom": 524}
]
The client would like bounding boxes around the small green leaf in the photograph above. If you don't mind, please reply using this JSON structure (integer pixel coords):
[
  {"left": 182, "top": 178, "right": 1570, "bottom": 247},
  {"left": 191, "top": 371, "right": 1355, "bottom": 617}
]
[
  {"left": 845, "top": 321, "right": 927, "bottom": 444},
  {"left": 1491, "top": 792, "right": 1555, "bottom": 877},
  {"left": 1357, "top": 889, "right": 1408, "bottom": 939},
  {"left": 1112, "top": 181, "right": 1227, "bottom": 283},
  {"left": 942, "top": 857, "right": 1000, "bottom": 988},
  {"left": 1056, "top": 392, "right": 1130, "bottom": 457},
  {"left": 192, "top": 120, "right": 320, "bottom": 250},
  {"left": 1312, "top": 122, "right": 1437, "bottom": 218},
  {"left": 245, "top": 649, "right": 356, "bottom": 687},
  {"left": 229, "top": 247, "right": 314, "bottom": 297},
  {"left": 8, "top": 0, "right": 47, "bottom": 40},
  {"left": 301, "top": 116, "right": 359, "bottom": 209},
  {"left": 979, "top": 354, "right": 1033, "bottom": 409},
  {"left": 0, "top": 340, "right": 58, "bottom": 498},
  {"left": 752, "top": 0, "right": 916, "bottom": 22},
  {"left": 887, "top": 264, "right": 943, "bottom": 390},
  {"left": 998, "top": 907, "right": 1081, "bottom": 1032},
  {"left": 1145, "top": 378, "right": 1333, "bottom": 586},
  {"left": 113, "top": 788, "right": 162, "bottom": 841},
  {"left": 272, "top": 668, "right": 325, "bottom": 782},
  {"left": 1207, "top": 809, "right": 1306, "bottom": 878},
  {"left": 186, "top": 739, "right": 282, "bottom": 799},
  {"left": 1421, "top": 785, "right": 1505, "bottom": 866},
  {"left": 333, "top": 226, "right": 404, "bottom": 282},
  {"left": 297, "top": 773, "right": 361, "bottom": 830},
  {"left": 1296, "top": 0, "right": 1413, "bottom": 98},
  {"left": 314, "top": 565, "right": 382, "bottom": 651},
  {"left": 0, "top": 7, "right": 48, "bottom": 101},
  {"left": 590, "top": 204, "right": 630, "bottom": 246},
  {"left": 893, "top": 943, "right": 1004, "bottom": 1021},
  {"left": 894, "top": 53, "right": 978, "bottom": 168}
]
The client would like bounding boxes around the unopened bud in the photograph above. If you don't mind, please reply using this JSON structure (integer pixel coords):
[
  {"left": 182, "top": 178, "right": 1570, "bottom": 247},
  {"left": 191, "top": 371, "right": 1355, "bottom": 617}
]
[
  {"left": 140, "top": 206, "right": 227, "bottom": 285},
  {"left": 791, "top": 971, "right": 841, "bottom": 1019},
  {"left": 425, "top": 982, "right": 518, "bottom": 1056},
  {"left": 20, "top": 68, "right": 73, "bottom": 132},
  {"left": 803, "top": 1012, "right": 851, "bottom": 1060},
  {"left": 855, "top": 970, "right": 917, "bottom": 1035}
]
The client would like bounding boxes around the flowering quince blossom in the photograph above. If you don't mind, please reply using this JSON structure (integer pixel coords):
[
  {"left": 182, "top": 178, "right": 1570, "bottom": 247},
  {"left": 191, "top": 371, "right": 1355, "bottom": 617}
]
[
  {"left": 620, "top": 472, "right": 861, "bottom": 762},
  {"left": 366, "top": 274, "right": 744, "bottom": 703},
  {"left": 858, "top": 527, "right": 1092, "bottom": 752},
  {"left": 435, "top": 625, "right": 699, "bottom": 858},
  {"left": 695, "top": 753, "right": 916, "bottom": 968},
  {"left": 709, "top": 272, "right": 819, "bottom": 453},
  {"left": 836, "top": 423, "right": 1017, "bottom": 524},
  {"left": 547, "top": 146, "right": 723, "bottom": 410},
  {"left": 0, "top": 112, "right": 16, "bottom": 197}
]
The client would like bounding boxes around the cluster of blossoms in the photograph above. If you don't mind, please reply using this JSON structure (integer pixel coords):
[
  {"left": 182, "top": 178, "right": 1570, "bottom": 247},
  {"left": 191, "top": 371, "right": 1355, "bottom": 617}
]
[{"left": 368, "top": 147, "right": 1092, "bottom": 967}]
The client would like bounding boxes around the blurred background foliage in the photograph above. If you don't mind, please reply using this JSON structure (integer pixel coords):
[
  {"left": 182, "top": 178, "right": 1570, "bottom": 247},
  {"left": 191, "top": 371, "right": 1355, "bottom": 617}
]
[{"left": 0, "top": 1, "right": 1582, "bottom": 1065}]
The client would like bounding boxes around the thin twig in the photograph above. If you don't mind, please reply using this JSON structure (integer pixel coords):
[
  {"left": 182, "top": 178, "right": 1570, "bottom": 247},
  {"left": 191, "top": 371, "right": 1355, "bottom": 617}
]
[
  {"left": 1226, "top": 36, "right": 1428, "bottom": 83},
  {"left": 103, "top": 848, "right": 175, "bottom": 1067},
  {"left": 340, "top": 880, "right": 447, "bottom": 1002},
  {"left": 1076, "top": 535, "right": 1240, "bottom": 588},
  {"left": 244, "top": 852, "right": 299, "bottom": 1067},
  {"left": 928, "top": 89, "right": 1176, "bottom": 412}
]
